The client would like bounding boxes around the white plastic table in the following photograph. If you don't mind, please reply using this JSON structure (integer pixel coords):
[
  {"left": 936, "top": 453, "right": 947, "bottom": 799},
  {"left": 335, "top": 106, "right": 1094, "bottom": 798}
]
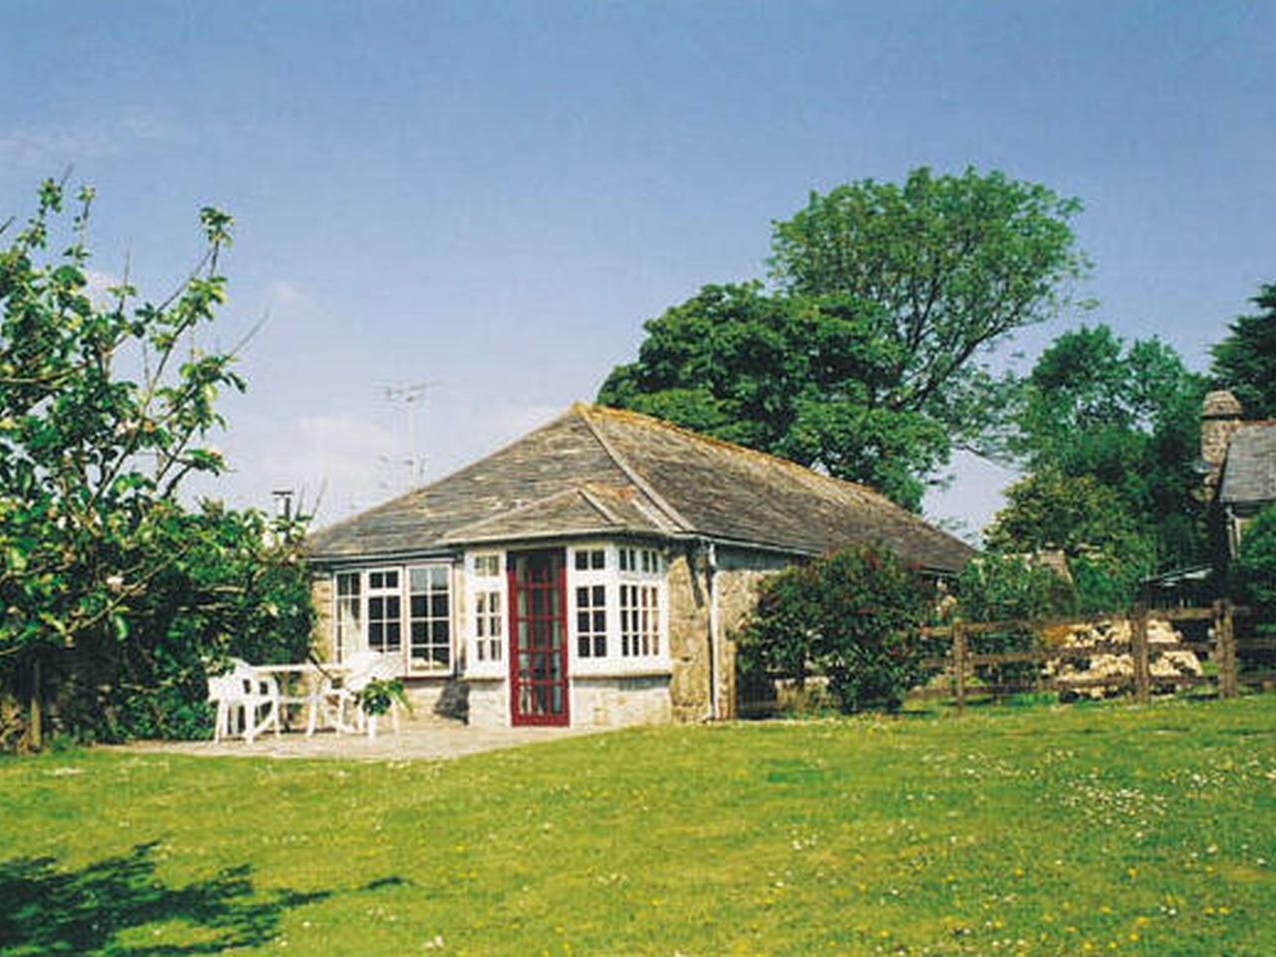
[{"left": 251, "top": 662, "right": 348, "bottom": 736}]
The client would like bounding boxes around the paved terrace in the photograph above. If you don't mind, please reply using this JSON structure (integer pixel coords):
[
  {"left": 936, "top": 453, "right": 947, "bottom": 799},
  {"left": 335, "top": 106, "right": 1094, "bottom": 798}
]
[{"left": 120, "top": 716, "right": 610, "bottom": 762}]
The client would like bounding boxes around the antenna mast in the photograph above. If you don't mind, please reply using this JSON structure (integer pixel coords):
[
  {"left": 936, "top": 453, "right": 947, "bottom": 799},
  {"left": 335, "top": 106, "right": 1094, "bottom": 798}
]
[{"left": 383, "top": 381, "right": 441, "bottom": 489}]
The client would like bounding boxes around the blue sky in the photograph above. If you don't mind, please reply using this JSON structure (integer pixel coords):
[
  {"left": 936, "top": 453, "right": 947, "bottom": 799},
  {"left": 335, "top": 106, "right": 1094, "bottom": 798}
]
[{"left": 3, "top": 1, "right": 1273, "bottom": 540}]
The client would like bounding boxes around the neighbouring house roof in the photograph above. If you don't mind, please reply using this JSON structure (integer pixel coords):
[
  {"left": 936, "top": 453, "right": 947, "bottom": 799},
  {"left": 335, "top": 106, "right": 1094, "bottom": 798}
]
[
  {"left": 305, "top": 403, "right": 975, "bottom": 572},
  {"left": 1219, "top": 422, "right": 1276, "bottom": 507}
]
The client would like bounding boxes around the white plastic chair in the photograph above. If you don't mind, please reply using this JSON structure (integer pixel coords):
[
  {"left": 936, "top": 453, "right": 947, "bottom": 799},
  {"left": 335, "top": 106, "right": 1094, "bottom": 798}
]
[
  {"left": 206, "top": 658, "right": 281, "bottom": 744},
  {"left": 333, "top": 651, "right": 403, "bottom": 739}
]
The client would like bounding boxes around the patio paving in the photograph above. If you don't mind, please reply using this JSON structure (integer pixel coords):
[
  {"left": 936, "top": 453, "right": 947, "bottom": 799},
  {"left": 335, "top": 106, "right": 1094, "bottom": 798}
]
[{"left": 119, "top": 716, "right": 610, "bottom": 762}]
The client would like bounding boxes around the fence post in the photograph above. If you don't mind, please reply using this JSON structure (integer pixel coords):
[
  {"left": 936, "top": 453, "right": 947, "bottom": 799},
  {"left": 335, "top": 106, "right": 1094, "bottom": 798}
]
[
  {"left": 1215, "top": 599, "right": 1238, "bottom": 699},
  {"left": 952, "top": 623, "right": 967, "bottom": 714},
  {"left": 1131, "top": 604, "right": 1151, "bottom": 704}
]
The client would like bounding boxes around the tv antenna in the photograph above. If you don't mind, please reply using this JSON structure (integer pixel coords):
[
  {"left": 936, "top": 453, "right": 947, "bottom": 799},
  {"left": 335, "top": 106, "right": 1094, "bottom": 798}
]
[{"left": 383, "top": 380, "right": 443, "bottom": 489}]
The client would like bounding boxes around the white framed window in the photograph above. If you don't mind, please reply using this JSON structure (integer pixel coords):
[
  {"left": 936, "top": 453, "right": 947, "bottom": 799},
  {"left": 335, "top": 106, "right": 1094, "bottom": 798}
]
[
  {"left": 568, "top": 543, "right": 667, "bottom": 673},
  {"left": 473, "top": 553, "right": 501, "bottom": 578},
  {"left": 409, "top": 566, "right": 452, "bottom": 671},
  {"left": 367, "top": 569, "right": 403, "bottom": 655},
  {"left": 620, "top": 583, "right": 660, "bottom": 658},
  {"left": 575, "top": 583, "right": 608, "bottom": 658},
  {"left": 571, "top": 546, "right": 609, "bottom": 659},
  {"left": 619, "top": 546, "right": 660, "bottom": 575},
  {"left": 574, "top": 547, "right": 606, "bottom": 571},
  {"left": 331, "top": 564, "right": 454, "bottom": 675},
  {"left": 466, "top": 551, "right": 506, "bottom": 675},
  {"left": 334, "top": 571, "right": 361, "bottom": 661}
]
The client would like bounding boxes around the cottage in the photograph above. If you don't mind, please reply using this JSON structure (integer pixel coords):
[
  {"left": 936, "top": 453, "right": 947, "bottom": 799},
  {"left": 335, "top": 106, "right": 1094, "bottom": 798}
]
[
  {"left": 304, "top": 403, "right": 973, "bottom": 729},
  {"left": 1200, "top": 389, "right": 1276, "bottom": 564}
]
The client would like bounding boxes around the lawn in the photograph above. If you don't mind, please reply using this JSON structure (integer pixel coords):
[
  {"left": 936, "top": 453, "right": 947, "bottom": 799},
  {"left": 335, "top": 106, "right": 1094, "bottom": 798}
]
[{"left": 1, "top": 697, "right": 1273, "bottom": 956}]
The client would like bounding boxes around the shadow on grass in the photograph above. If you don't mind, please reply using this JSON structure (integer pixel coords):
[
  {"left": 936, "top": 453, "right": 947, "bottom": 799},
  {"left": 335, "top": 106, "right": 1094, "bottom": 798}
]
[{"left": 0, "top": 840, "right": 373, "bottom": 955}]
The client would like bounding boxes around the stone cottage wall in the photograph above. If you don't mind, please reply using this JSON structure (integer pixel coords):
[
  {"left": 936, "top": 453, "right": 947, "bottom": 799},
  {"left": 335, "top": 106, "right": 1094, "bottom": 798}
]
[
  {"left": 665, "top": 545, "right": 792, "bottom": 722},
  {"left": 713, "top": 548, "right": 792, "bottom": 719},
  {"left": 310, "top": 574, "right": 334, "bottom": 659},
  {"left": 666, "top": 551, "right": 711, "bottom": 722}
]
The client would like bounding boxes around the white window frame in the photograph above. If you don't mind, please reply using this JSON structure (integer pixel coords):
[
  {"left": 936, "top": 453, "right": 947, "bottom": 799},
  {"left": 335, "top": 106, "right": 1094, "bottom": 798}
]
[
  {"left": 334, "top": 570, "right": 362, "bottom": 663},
  {"left": 572, "top": 547, "right": 610, "bottom": 662},
  {"left": 330, "top": 563, "right": 456, "bottom": 676},
  {"left": 365, "top": 568, "right": 404, "bottom": 658},
  {"left": 464, "top": 550, "right": 507, "bottom": 678},
  {"left": 407, "top": 565, "right": 453, "bottom": 673},
  {"left": 567, "top": 543, "right": 669, "bottom": 676}
]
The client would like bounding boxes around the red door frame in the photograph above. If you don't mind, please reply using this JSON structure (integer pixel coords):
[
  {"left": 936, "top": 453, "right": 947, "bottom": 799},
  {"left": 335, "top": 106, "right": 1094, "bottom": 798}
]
[{"left": 508, "top": 549, "right": 570, "bottom": 726}]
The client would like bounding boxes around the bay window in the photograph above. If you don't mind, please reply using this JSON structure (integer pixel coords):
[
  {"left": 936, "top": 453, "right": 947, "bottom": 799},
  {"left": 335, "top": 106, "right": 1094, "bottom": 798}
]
[
  {"left": 332, "top": 564, "right": 454, "bottom": 674},
  {"left": 466, "top": 551, "right": 505, "bottom": 673},
  {"left": 568, "top": 544, "right": 667, "bottom": 672}
]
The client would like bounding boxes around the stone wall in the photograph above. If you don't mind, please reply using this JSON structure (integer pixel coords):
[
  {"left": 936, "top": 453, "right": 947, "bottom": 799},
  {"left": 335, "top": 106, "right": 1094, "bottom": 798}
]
[
  {"left": 467, "top": 679, "right": 507, "bottom": 728},
  {"left": 666, "top": 551, "right": 711, "bottom": 722},
  {"left": 310, "top": 574, "right": 334, "bottom": 660},
  {"left": 665, "top": 545, "right": 791, "bottom": 722},
  {"left": 713, "top": 548, "right": 791, "bottom": 719},
  {"left": 572, "top": 676, "right": 672, "bottom": 727},
  {"left": 401, "top": 679, "right": 448, "bottom": 718}
]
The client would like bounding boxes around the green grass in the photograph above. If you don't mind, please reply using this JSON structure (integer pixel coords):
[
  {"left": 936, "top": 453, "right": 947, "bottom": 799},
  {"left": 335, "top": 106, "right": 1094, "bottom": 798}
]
[{"left": 2, "top": 697, "right": 1274, "bottom": 956}]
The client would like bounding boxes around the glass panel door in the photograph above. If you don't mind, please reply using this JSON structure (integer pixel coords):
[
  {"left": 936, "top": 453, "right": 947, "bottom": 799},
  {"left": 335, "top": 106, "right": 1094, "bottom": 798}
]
[{"left": 508, "top": 549, "right": 569, "bottom": 726}]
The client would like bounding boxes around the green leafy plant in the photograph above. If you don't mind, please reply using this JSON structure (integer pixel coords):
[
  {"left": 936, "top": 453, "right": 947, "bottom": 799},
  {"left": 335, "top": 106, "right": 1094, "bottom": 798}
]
[
  {"left": 601, "top": 166, "right": 1088, "bottom": 511},
  {"left": 1, "top": 178, "right": 312, "bottom": 748},
  {"left": 738, "top": 545, "right": 930, "bottom": 713},
  {"left": 356, "top": 677, "right": 409, "bottom": 717},
  {"left": 1233, "top": 504, "right": 1276, "bottom": 643}
]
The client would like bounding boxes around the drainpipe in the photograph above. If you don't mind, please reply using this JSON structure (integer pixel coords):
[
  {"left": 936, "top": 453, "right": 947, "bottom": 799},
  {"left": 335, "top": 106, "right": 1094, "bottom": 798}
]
[{"left": 705, "top": 540, "right": 719, "bottom": 722}]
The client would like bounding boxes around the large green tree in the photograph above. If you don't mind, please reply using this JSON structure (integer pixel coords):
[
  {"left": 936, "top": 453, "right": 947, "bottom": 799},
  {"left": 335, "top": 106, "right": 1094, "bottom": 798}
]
[
  {"left": 1210, "top": 282, "right": 1276, "bottom": 418},
  {"left": 987, "top": 325, "right": 1206, "bottom": 595},
  {"left": 600, "top": 167, "right": 1089, "bottom": 510},
  {"left": 598, "top": 283, "right": 951, "bottom": 507},
  {"left": 1, "top": 179, "right": 310, "bottom": 747}
]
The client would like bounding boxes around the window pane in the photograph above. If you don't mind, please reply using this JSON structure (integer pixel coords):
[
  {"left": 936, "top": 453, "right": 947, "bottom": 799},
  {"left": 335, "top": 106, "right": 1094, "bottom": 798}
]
[{"left": 408, "top": 564, "right": 451, "bottom": 671}]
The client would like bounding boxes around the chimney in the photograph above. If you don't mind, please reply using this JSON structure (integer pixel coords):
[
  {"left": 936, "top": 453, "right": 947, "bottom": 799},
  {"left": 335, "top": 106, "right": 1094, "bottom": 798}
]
[{"left": 1201, "top": 389, "right": 1243, "bottom": 498}]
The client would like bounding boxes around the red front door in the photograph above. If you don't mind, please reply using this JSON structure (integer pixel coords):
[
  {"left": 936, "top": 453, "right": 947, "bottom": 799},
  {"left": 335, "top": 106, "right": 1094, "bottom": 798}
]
[{"left": 508, "top": 549, "right": 569, "bottom": 726}]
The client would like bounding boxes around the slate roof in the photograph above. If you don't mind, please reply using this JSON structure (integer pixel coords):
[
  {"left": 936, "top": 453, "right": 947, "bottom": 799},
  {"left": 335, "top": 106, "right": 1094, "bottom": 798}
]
[
  {"left": 1220, "top": 422, "right": 1276, "bottom": 506},
  {"left": 305, "top": 403, "right": 974, "bottom": 572}
]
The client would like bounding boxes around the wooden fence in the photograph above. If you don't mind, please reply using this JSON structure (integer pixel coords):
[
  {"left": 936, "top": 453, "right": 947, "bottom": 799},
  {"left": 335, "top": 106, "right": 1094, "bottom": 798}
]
[
  {"left": 917, "top": 600, "right": 1276, "bottom": 711},
  {"left": 739, "top": 601, "right": 1276, "bottom": 716}
]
